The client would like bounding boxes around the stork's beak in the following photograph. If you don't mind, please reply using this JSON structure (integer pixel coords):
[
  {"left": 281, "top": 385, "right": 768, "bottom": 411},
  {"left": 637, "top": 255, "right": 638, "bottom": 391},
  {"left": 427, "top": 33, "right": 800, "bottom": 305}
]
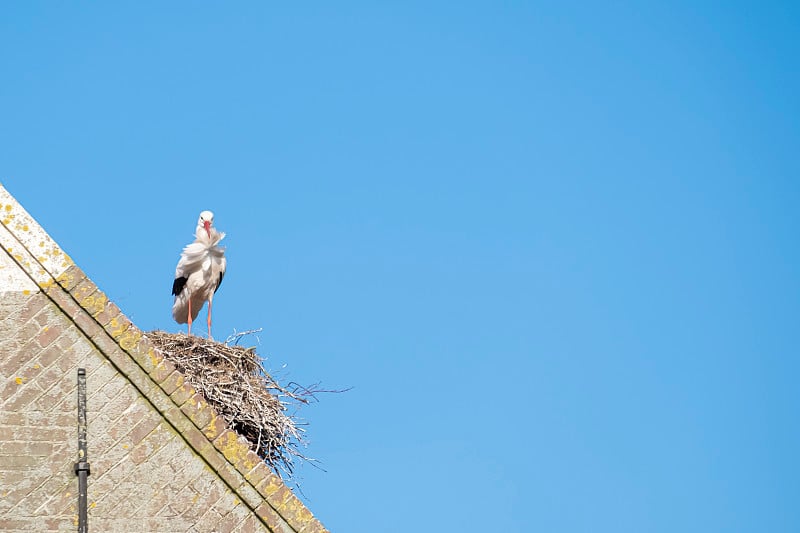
[{"left": 203, "top": 220, "right": 211, "bottom": 239}]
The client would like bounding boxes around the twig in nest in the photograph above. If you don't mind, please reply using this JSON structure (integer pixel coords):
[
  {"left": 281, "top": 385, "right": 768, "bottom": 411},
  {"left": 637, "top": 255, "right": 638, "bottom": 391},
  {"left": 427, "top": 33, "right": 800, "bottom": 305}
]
[{"left": 225, "top": 328, "right": 263, "bottom": 346}]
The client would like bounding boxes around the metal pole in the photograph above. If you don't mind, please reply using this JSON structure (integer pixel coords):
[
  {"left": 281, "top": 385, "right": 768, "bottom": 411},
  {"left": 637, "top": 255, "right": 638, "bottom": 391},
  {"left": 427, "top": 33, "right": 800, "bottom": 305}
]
[{"left": 74, "top": 368, "right": 90, "bottom": 533}]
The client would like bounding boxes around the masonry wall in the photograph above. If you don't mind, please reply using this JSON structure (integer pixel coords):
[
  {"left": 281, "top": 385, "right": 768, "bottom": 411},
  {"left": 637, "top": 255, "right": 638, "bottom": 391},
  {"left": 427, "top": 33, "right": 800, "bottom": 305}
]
[{"left": 0, "top": 285, "right": 270, "bottom": 532}]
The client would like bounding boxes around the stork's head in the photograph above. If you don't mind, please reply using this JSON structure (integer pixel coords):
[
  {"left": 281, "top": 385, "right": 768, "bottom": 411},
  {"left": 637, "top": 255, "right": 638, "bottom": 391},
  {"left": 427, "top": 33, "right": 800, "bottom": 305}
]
[{"left": 198, "top": 210, "right": 214, "bottom": 239}]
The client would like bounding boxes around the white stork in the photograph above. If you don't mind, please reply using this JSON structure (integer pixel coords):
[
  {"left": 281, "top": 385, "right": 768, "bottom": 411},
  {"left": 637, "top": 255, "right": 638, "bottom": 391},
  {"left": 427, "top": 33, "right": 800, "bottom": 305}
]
[{"left": 172, "top": 210, "right": 227, "bottom": 338}]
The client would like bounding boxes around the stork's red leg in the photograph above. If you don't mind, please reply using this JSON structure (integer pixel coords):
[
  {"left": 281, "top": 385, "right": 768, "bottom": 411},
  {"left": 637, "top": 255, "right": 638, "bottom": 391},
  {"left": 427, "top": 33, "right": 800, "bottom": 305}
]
[
  {"left": 187, "top": 297, "right": 193, "bottom": 336},
  {"left": 207, "top": 299, "right": 213, "bottom": 339}
]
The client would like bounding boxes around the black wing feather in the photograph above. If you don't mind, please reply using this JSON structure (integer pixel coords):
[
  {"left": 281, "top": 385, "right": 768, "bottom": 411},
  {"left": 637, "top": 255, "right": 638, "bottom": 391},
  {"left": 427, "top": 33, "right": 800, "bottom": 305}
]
[
  {"left": 214, "top": 271, "right": 224, "bottom": 293},
  {"left": 172, "top": 276, "right": 188, "bottom": 296}
]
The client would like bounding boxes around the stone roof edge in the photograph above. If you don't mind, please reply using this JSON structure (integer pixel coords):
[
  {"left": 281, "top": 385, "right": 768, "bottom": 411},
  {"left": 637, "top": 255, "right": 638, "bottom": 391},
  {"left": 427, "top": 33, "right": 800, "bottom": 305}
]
[{"left": 0, "top": 183, "right": 327, "bottom": 533}]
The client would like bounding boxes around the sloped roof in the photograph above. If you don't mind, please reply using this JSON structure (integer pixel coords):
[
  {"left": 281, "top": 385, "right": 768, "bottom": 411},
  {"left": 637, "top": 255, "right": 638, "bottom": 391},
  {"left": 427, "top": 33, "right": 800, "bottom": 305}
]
[{"left": 0, "top": 183, "right": 327, "bottom": 533}]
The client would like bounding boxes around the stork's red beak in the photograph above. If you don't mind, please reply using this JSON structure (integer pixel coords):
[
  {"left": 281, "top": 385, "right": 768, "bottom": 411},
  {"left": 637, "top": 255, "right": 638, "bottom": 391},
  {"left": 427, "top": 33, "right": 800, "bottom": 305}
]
[{"left": 203, "top": 220, "right": 211, "bottom": 238}]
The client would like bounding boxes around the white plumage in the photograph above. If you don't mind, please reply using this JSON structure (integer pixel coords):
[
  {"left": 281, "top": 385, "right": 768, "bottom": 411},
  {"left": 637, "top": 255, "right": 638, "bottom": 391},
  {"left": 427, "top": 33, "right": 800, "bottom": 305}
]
[{"left": 171, "top": 210, "right": 227, "bottom": 338}]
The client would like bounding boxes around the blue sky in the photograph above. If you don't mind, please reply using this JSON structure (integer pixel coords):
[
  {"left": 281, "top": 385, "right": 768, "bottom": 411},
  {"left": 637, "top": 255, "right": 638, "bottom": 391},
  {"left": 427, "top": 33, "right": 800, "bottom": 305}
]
[{"left": 2, "top": 2, "right": 799, "bottom": 531}]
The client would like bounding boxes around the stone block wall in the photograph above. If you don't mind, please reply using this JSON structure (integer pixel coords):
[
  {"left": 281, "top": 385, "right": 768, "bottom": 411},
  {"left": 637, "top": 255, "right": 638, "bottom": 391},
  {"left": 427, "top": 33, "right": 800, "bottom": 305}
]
[{"left": 0, "top": 287, "right": 271, "bottom": 531}]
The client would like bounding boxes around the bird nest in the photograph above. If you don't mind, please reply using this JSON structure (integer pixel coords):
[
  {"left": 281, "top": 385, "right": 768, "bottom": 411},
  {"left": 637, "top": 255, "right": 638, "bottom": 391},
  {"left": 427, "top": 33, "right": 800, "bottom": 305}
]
[{"left": 146, "top": 330, "right": 314, "bottom": 479}]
